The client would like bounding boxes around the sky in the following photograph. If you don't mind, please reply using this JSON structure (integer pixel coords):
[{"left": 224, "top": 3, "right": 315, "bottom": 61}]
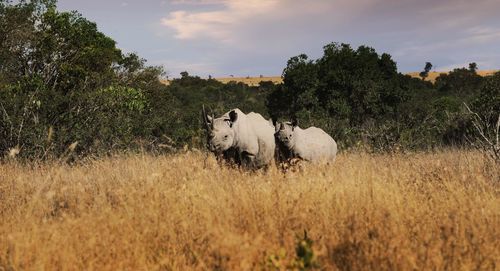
[{"left": 57, "top": 0, "right": 500, "bottom": 78}]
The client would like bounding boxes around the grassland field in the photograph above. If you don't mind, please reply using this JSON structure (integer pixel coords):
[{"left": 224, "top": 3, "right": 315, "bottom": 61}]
[{"left": 0, "top": 150, "right": 498, "bottom": 270}]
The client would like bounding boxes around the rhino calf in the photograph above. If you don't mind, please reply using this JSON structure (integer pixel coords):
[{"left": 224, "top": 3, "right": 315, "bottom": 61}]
[{"left": 274, "top": 119, "right": 337, "bottom": 163}]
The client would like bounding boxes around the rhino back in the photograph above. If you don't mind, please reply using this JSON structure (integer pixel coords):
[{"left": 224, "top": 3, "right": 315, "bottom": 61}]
[
  {"left": 229, "top": 110, "right": 275, "bottom": 167},
  {"left": 294, "top": 127, "right": 337, "bottom": 162},
  {"left": 247, "top": 112, "right": 276, "bottom": 165}
]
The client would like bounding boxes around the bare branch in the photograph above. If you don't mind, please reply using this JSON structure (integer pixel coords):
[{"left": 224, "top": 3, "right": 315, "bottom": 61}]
[{"left": 464, "top": 103, "right": 500, "bottom": 162}]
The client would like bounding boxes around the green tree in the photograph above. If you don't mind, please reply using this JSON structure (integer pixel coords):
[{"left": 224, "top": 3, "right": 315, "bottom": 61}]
[
  {"left": 435, "top": 64, "right": 483, "bottom": 99},
  {"left": 268, "top": 42, "right": 413, "bottom": 149},
  {"left": 468, "top": 62, "right": 478, "bottom": 73},
  {"left": 0, "top": 1, "right": 165, "bottom": 158}
]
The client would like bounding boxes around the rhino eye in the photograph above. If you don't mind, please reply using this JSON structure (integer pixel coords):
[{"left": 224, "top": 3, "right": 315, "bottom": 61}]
[{"left": 224, "top": 135, "right": 228, "bottom": 139}]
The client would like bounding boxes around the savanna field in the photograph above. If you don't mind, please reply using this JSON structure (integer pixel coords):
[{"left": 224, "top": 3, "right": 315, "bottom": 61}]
[{"left": 0, "top": 150, "right": 498, "bottom": 270}]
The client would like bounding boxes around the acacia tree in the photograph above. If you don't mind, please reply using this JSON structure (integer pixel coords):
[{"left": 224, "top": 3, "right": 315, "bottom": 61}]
[{"left": 419, "top": 62, "right": 433, "bottom": 80}]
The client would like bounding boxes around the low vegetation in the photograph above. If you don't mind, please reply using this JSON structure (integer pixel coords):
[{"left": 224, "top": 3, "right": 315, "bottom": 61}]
[{"left": 0, "top": 150, "right": 498, "bottom": 270}]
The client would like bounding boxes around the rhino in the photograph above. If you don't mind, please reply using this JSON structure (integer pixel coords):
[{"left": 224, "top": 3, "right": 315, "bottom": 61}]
[
  {"left": 202, "top": 107, "right": 275, "bottom": 169},
  {"left": 274, "top": 119, "right": 337, "bottom": 163},
  {"left": 202, "top": 106, "right": 240, "bottom": 166},
  {"left": 271, "top": 118, "right": 294, "bottom": 165}
]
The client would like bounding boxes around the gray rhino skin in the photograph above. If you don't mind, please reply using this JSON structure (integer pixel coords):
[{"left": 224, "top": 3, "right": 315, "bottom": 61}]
[
  {"left": 274, "top": 120, "right": 337, "bottom": 163},
  {"left": 203, "top": 108, "right": 275, "bottom": 169}
]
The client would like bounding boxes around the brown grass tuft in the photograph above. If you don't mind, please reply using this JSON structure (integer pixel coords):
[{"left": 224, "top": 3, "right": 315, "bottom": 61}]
[{"left": 0, "top": 150, "right": 498, "bottom": 270}]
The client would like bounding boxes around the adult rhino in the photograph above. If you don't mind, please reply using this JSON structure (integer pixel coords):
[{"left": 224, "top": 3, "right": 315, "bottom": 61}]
[
  {"left": 274, "top": 119, "right": 337, "bottom": 163},
  {"left": 202, "top": 107, "right": 275, "bottom": 169},
  {"left": 202, "top": 106, "right": 240, "bottom": 166}
]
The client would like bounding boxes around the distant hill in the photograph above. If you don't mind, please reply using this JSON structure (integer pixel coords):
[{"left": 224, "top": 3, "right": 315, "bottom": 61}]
[
  {"left": 160, "top": 76, "right": 283, "bottom": 87},
  {"left": 215, "top": 76, "right": 283, "bottom": 86},
  {"left": 406, "top": 70, "right": 498, "bottom": 82},
  {"left": 161, "top": 70, "right": 498, "bottom": 86}
]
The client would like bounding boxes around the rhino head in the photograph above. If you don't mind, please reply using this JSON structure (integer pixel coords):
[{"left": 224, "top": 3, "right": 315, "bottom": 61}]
[
  {"left": 202, "top": 107, "right": 238, "bottom": 153},
  {"left": 274, "top": 118, "right": 298, "bottom": 149}
]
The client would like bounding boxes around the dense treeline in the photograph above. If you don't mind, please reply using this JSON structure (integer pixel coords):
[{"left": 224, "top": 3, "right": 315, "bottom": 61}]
[
  {"left": 269, "top": 45, "right": 499, "bottom": 151},
  {"left": 1, "top": 1, "right": 498, "bottom": 159}
]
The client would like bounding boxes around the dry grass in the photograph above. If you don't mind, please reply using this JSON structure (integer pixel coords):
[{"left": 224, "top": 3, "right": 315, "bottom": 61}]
[
  {"left": 0, "top": 150, "right": 498, "bottom": 270},
  {"left": 160, "top": 70, "right": 498, "bottom": 86},
  {"left": 214, "top": 76, "right": 283, "bottom": 87},
  {"left": 407, "top": 70, "right": 498, "bottom": 82},
  {"left": 161, "top": 76, "right": 283, "bottom": 86}
]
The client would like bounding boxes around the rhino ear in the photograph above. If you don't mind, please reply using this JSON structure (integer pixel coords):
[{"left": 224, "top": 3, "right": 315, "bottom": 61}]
[
  {"left": 274, "top": 121, "right": 281, "bottom": 133},
  {"left": 291, "top": 118, "right": 298, "bottom": 129},
  {"left": 229, "top": 110, "right": 238, "bottom": 123},
  {"left": 270, "top": 117, "right": 278, "bottom": 130}
]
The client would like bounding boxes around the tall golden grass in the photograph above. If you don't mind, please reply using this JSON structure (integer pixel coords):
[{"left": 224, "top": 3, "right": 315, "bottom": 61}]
[{"left": 0, "top": 150, "right": 498, "bottom": 270}]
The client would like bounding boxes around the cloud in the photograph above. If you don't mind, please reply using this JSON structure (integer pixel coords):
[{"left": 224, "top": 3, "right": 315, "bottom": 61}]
[
  {"left": 160, "top": 0, "right": 343, "bottom": 43},
  {"left": 465, "top": 26, "right": 500, "bottom": 43},
  {"left": 161, "top": 10, "right": 232, "bottom": 40},
  {"left": 394, "top": 25, "right": 500, "bottom": 56},
  {"left": 161, "top": 0, "right": 282, "bottom": 41},
  {"left": 170, "top": 0, "right": 225, "bottom": 5}
]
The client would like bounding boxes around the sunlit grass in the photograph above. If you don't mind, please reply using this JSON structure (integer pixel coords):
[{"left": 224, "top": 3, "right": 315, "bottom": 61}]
[{"left": 0, "top": 150, "right": 498, "bottom": 270}]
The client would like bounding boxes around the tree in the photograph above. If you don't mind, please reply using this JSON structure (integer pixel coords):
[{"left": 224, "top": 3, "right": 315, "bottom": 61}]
[
  {"left": 464, "top": 73, "right": 500, "bottom": 161},
  {"left": 419, "top": 62, "right": 433, "bottom": 80},
  {"left": 267, "top": 42, "right": 415, "bottom": 149},
  {"left": 435, "top": 64, "right": 483, "bottom": 99},
  {"left": 469, "top": 62, "right": 478, "bottom": 73},
  {"left": 0, "top": 1, "right": 166, "bottom": 158}
]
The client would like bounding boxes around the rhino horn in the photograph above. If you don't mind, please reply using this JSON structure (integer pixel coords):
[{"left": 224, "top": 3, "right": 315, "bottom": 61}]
[{"left": 201, "top": 105, "right": 212, "bottom": 132}]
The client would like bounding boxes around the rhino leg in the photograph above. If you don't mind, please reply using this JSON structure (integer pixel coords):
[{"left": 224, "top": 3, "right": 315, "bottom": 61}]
[
  {"left": 240, "top": 151, "right": 258, "bottom": 170},
  {"left": 215, "top": 147, "right": 241, "bottom": 168}
]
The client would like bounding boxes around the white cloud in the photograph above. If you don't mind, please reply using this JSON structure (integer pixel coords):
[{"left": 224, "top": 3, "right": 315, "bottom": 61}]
[
  {"left": 170, "top": 0, "right": 225, "bottom": 5},
  {"left": 160, "top": 0, "right": 344, "bottom": 44},
  {"left": 161, "top": 0, "right": 281, "bottom": 41},
  {"left": 161, "top": 10, "right": 233, "bottom": 40}
]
